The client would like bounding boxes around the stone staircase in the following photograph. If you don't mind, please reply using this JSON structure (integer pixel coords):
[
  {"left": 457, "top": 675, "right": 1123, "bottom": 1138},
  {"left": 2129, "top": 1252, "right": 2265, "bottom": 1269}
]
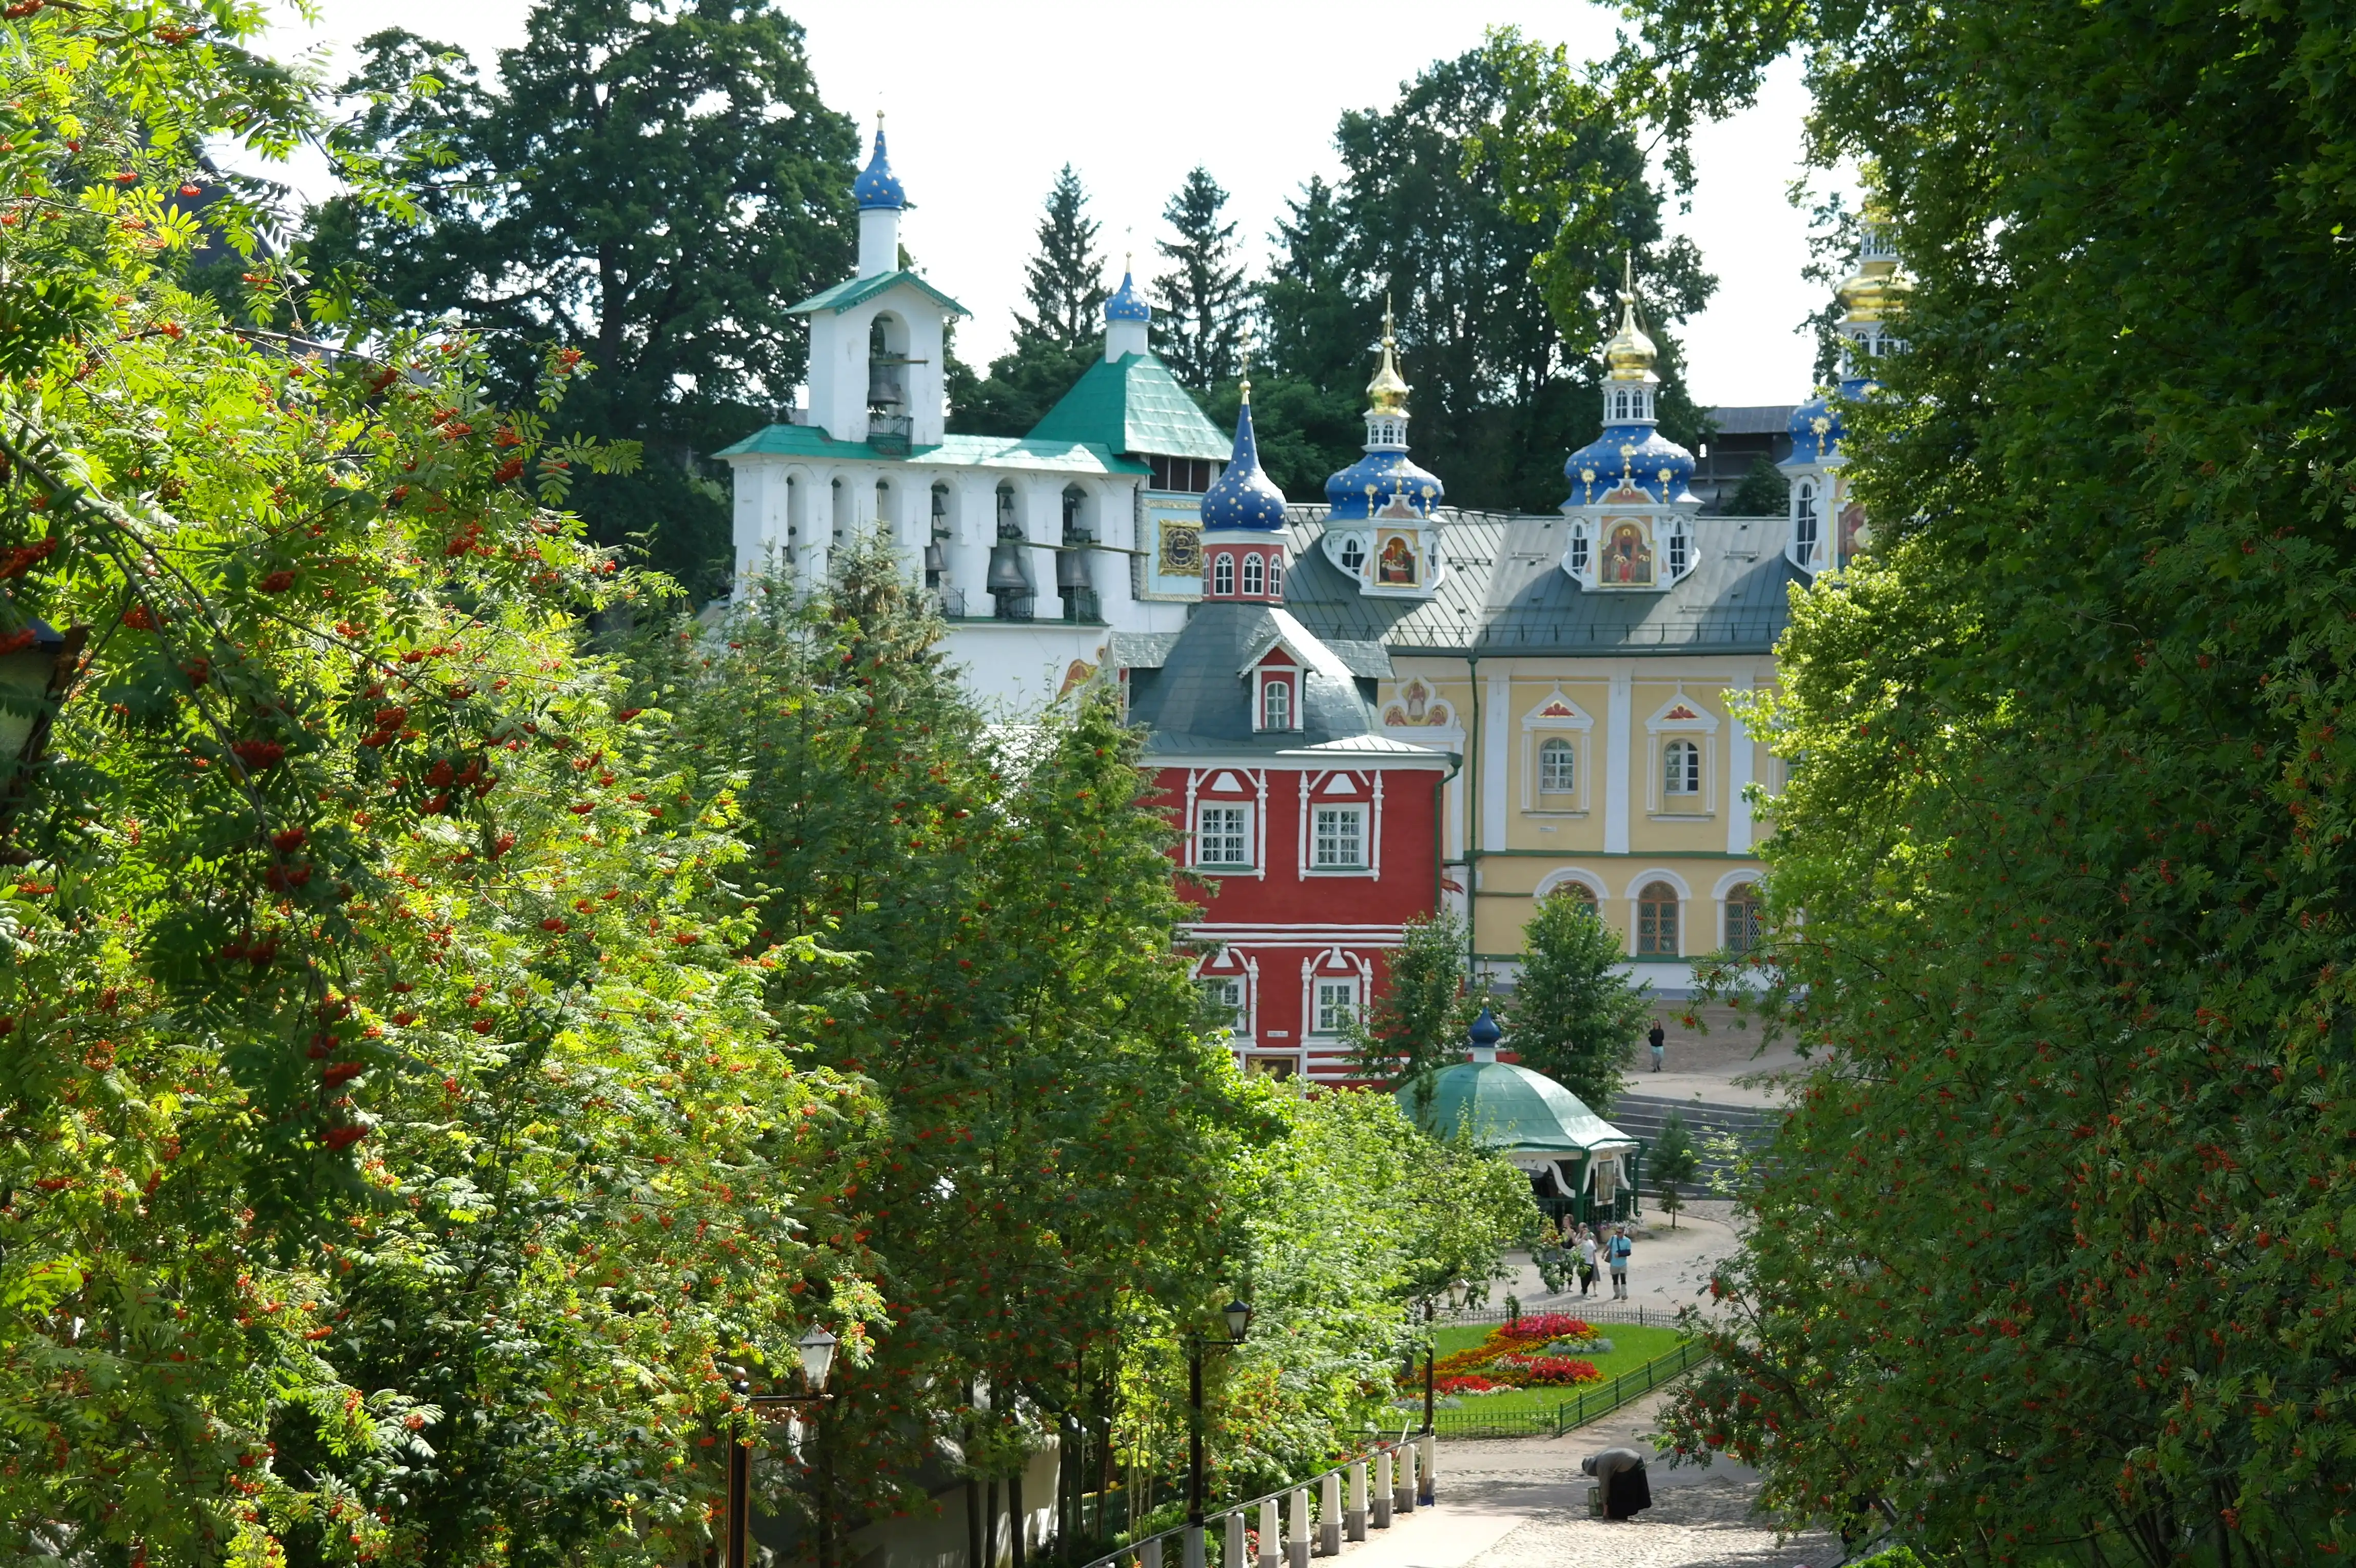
[{"left": 1606, "top": 1092, "right": 1780, "bottom": 1197}]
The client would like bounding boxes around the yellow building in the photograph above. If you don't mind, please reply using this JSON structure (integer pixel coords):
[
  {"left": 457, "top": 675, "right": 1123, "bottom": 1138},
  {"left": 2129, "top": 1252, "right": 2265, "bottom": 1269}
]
[{"left": 1281, "top": 280, "right": 1810, "bottom": 993}]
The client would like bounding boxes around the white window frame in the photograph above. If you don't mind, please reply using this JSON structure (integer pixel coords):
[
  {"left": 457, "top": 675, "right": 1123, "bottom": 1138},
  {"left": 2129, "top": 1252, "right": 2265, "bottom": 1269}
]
[
  {"left": 1663, "top": 737, "right": 1702, "bottom": 798},
  {"left": 1310, "top": 803, "right": 1368, "bottom": 870},
  {"left": 1665, "top": 516, "right": 1690, "bottom": 578},
  {"left": 1195, "top": 802, "right": 1253, "bottom": 868},
  {"left": 1295, "top": 771, "right": 1383, "bottom": 879},
  {"left": 1267, "top": 557, "right": 1283, "bottom": 599},
  {"left": 1242, "top": 553, "right": 1265, "bottom": 595},
  {"left": 1566, "top": 521, "right": 1591, "bottom": 580},
  {"left": 1311, "top": 976, "right": 1359, "bottom": 1035},
  {"left": 1793, "top": 481, "right": 1819, "bottom": 567},
  {"left": 1538, "top": 738, "right": 1577, "bottom": 794},
  {"left": 1253, "top": 668, "right": 1298, "bottom": 733},
  {"left": 1520, "top": 689, "right": 1595, "bottom": 816},
  {"left": 1339, "top": 535, "right": 1365, "bottom": 572},
  {"left": 1259, "top": 676, "right": 1292, "bottom": 732},
  {"left": 1645, "top": 693, "right": 1720, "bottom": 818},
  {"left": 1212, "top": 552, "right": 1234, "bottom": 596}
]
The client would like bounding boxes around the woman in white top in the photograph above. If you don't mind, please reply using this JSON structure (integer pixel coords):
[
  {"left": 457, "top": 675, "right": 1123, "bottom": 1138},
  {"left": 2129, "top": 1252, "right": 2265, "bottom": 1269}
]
[{"left": 1576, "top": 1233, "right": 1599, "bottom": 1296}]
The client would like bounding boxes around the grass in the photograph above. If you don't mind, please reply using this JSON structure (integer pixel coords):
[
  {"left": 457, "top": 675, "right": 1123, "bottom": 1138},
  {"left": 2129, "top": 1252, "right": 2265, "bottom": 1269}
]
[{"left": 1387, "top": 1321, "right": 1690, "bottom": 1428}]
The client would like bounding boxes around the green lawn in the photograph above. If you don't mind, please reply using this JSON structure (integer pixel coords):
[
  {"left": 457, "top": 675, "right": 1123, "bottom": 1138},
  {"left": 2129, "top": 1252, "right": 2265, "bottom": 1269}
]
[{"left": 1391, "top": 1321, "right": 1689, "bottom": 1428}]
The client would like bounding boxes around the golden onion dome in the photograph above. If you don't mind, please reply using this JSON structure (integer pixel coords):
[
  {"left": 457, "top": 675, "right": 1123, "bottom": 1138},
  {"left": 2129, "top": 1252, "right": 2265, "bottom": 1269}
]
[
  {"left": 1366, "top": 299, "right": 1410, "bottom": 415},
  {"left": 1601, "top": 287, "right": 1658, "bottom": 381}
]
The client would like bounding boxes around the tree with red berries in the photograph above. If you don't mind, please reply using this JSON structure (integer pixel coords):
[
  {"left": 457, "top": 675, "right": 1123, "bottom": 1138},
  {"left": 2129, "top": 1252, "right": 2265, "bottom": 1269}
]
[{"left": 0, "top": 6, "right": 887, "bottom": 1563}]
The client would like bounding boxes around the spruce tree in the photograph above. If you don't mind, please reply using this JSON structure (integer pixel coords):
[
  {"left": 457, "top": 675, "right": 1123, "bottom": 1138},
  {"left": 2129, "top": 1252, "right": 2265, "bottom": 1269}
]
[
  {"left": 1011, "top": 164, "right": 1109, "bottom": 354},
  {"left": 1503, "top": 889, "right": 1651, "bottom": 1111},
  {"left": 1152, "top": 166, "right": 1249, "bottom": 388}
]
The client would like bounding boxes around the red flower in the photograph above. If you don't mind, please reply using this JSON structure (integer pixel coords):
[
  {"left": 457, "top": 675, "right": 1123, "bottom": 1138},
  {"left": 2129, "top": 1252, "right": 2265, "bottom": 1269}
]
[
  {"left": 229, "top": 740, "right": 285, "bottom": 769},
  {"left": 541, "top": 917, "right": 568, "bottom": 933},
  {"left": 260, "top": 570, "right": 296, "bottom": 593},
  {"left": 322, "top": 1126, "right": 367, "bottom": 1149},
  {"left": 321, "top": 1062, "right": 364, "bottom": 1086},
  {"left": 271, "top": 827, "right": 307, "bottom": 851}
]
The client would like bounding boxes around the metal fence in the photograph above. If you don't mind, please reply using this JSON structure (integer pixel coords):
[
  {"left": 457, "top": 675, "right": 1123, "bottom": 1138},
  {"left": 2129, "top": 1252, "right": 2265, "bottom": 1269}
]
[
  {"left": 1426, "top": 1340, "right": 1713, "bottom": 1440},
  {"left": 1435, "top": 1301, "right": 1687, "bottom": 1330}
]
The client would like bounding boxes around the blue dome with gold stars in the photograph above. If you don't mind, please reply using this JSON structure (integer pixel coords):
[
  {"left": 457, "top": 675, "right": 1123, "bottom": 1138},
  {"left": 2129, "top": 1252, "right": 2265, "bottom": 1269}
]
[
  {"left": 1326, "top": 449, "right": 1443, "bottom": 520},
  {"left": 1105, "top": 267, "right": 1150, "bottom": 324},
  {"left": 1563, "top": 424, "right": 1698, "bottom": 508},
  {"left": 1785, "top": 394, "right": 1843, "bottom": 464},
  {"left": 853, "top": 123, "right": 904, "bottom": 211},
  {"left": 1201, "top": 398, "right": 1286, "bottom": 532}
]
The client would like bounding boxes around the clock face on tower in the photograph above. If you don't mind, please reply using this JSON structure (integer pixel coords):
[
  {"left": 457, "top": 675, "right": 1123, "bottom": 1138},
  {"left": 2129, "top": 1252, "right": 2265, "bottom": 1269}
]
[{"left": 1160, "top": 524, "right": 1202, "bottom": 575}]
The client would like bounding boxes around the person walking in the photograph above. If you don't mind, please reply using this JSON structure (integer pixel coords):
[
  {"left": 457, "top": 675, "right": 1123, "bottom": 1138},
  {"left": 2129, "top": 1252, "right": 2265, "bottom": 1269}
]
[
  {"left": 1576, "top": 1230, "right": 1598, "bottom": 1297},
  {"left": 1607, "top": 1226, "right": 1633, "bottom": 1300},
  {"left": 1648, "top": 1019, "right": 1666, "bottom": 1072}
]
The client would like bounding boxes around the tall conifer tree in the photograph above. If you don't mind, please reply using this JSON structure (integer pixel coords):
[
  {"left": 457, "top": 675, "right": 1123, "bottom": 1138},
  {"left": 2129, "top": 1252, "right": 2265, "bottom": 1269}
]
[
  {"left": 1012, "top": 164, "right": 1108, "bottom": 353},
  {"left": 1152, "top": 167, "right": 1249, "bottom": 388}
]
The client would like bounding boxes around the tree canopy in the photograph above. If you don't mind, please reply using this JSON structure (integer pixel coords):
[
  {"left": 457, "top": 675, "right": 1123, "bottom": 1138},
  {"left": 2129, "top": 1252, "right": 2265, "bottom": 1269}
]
[
  {"left": 1151, "top": 168, "right": 1249, "bottom": 391},
  {"left": 1603, "top": 0, "right": 2356, "bottom": 1559},
  {"left": 304, "top": 0, "right": 859, "bottom": 601},
  {"left": 1241, "top": 33, "right": 1714, "bottom": 510},
  {"left": 1503, "top": 890, "right": 1648, "bottom": 1111},
  {"left": 952, "top": 168, "right": 1109, "bottom": 438}
]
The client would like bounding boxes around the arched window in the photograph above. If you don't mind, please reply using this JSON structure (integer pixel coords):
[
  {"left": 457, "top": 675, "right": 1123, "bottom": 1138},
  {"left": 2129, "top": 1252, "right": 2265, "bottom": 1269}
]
[
  {"left": 1666, "top": 519, "right": 1689, "bottom": 577},
  {"left": 1212, "top": 553, "right": 1234, "bottom": 596},
  {"left": 1638, "top": 881, "right": 1679, "bottom": 956},
  {"left": 1340, "top": 536, "right": 1365, "bottom": 571},
  {"left": 1261, "top": 678, "right": 1291, "bottom": 731},
  {"left": 1568, "top": 524, "right": 1591, "bottom": 576},
  {"left": 1538, "top": 738, "right": 1576, "bottom": 795},
  {"left": 1724, "top": 885, "right": 1764, "bottom": 954},
  {"left": 1242, "top": 553, "right": 1265, "bottom": 595},
  {"left": 1664, "top": 738, "right": 1701, "bottom": 797},
  {"left": 1557, "top": 881, "right": 1599, "bottom": 915},
  {"left": 1795, "top": 482, "right": 1818, "bottom": 558},
  {"left": 1267, "top": 557, "right": 1283, "bottom": 599}
]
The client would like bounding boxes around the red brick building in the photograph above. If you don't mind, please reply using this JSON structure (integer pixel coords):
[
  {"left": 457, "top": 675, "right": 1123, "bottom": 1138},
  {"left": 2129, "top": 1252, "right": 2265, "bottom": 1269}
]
[{"left": 1112, "top": 389, "right": 1452, "bottom": 1081}]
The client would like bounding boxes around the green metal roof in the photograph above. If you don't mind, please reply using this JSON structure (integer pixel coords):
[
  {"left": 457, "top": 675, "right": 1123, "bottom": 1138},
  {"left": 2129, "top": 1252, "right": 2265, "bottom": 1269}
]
[
  {"left": 788, "top": 269, "right": 969, "bottom": 318},
  {"left": 714, "top": 424, "right": 1146, "bottom": 475},
  {"left": 1027, "top": 352, "right": 1230, "bottom": 460},
  {"left": 1398, "top": 1059, "right": 1636, "bottom": 1155}
]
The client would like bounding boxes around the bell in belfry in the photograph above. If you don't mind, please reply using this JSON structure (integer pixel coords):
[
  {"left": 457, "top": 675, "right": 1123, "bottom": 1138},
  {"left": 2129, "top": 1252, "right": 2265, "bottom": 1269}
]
[
  {"left": 922, "top": 540, "right": 948, "bottom": 578},
  {"left": 1055, "top": 550, "right": 1090, "bottom": 591},
  {"left": 985, "top": 541, "right": 1029, "bottom": 596}
]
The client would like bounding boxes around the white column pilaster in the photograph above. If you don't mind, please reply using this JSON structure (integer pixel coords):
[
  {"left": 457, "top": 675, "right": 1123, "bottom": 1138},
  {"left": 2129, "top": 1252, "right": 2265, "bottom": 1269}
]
[
  {"left": 1727, "top": 675, "right": 1755, "bottom": 854},
  {"left": 1022, "top": 476, "right": 1064, "bottom": 621},
  {"left": 1481, "top": 671, "right": 1509, "bottom": 853},
  {"left": 1604, "top": 672, "right": 1633, "bottom": 854}
]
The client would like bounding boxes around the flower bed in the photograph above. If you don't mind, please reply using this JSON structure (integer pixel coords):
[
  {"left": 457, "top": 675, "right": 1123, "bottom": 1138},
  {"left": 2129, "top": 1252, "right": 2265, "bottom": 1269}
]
[{"left": 1416, "top": 1317, "right": 1603, "bottom": 1390}]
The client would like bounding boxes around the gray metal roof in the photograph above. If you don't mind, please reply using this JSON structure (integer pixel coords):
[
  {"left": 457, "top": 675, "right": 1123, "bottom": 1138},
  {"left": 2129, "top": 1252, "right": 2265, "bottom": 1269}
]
[
  {"left": 1706, "top": 405, "right": 1799, "bottom": 436},
  {"left": 1123, "top": 602, "right": 1379, "bottom": 754},
  {"left": 1277, "top": 509, "right": 1799, "bottom": 657}
]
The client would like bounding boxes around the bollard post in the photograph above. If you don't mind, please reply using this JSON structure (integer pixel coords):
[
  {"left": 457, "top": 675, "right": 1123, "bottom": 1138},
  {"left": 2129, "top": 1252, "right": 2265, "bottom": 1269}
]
[
  {"left": 1143, "top": 1536, "right": 1162, "bottom": 1568},
  {"left": 1418, "top": 1433, "right": 1436, "bottom": 1507},
  {"left": 1319, "top": 1472, "right": 1342, "bottom": 1556},
  {"left": 1258, "top": 1498, "right": 1280, "bottom": 1568},
  {"left": 1346, "top": 1462, "right": 1368, "bottom": 1542},
  {"left": 1225, "top": 1513, "right": 1246, "bottom": 1568},
  {"left": 1287, "top": 1488, "right": 1310, "bottom": 1568},
  {"left": 1185, "top": 1526, "right": 1205, "bottom": 1568},
  {"left": 1371, "top": 1451, "right": 1393, "bottom": 1530},
  {"left": 1394, "top": 1444, "right": 1416, "bottom": 1516}
]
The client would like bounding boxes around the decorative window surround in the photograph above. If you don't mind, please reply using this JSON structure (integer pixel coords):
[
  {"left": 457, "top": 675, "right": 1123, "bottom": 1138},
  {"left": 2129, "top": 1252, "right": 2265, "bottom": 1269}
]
[
  {"left": 1520, "top": 688, "right": 1596, "bottom": 816},
  {"left": 1295, "top": 770, "right": 1383, "bottom": 878},
  {"left": 1300, "top": 947, "right": 1371, "bottom": 1037},
  {"left": 1645, "top": 691, "right": 1720, "bottom": 818},
  {"left": 1184, "top": 768, "right": 1268, "bottom": 879}
]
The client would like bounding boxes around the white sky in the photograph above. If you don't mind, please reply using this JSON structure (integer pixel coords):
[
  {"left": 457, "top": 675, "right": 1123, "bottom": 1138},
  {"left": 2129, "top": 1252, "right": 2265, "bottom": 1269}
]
[{"left": 263, "top": 0, "right": 1828, "bottom": 409}]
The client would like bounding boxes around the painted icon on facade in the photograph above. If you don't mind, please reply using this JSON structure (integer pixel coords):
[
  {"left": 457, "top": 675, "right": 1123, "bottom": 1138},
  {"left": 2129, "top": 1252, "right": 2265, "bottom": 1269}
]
[
  {"left": 1601, "top": 518, "right": 1653, "bottom": 586},
  {"left": 1375, "top": 532, "right": 1419, "bottom": 586}
]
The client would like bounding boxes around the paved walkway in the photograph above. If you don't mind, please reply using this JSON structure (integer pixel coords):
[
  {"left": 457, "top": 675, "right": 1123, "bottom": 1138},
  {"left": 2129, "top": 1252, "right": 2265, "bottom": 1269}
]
[{"left": 1324, "top": 1391, "right": 1832, "bottom": 1568}]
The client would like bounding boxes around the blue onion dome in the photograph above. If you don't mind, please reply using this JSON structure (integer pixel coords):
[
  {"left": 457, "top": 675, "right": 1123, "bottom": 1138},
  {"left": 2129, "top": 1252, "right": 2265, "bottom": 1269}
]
[
  {"left": 1105, "top": 262, "right": 1151, "bottom": 324},
  {"left": 1467, "top": 1007, "right": 1502, "bottom": 1053},
  {"left": 853, "top": 117, "right": 904, "bottom": 211},
  {"left": 1326, "top": 450, "right": 1442, "bottom": 519},
  {"left": 1200, "top": 387, "right": 1287, "bottom": 532},
  {"left": 1787, "top": 394, "right": 1844, "bottom": 464},
  {"left": 1563, "top": 426, "right": 1698, "bottom": 507}
]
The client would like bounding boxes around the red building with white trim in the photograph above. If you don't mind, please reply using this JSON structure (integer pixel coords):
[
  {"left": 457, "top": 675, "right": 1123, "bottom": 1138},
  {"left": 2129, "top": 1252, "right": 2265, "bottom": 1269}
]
[{"left": 1112, "top": 387, "right": 1451, "bottom": 1081}]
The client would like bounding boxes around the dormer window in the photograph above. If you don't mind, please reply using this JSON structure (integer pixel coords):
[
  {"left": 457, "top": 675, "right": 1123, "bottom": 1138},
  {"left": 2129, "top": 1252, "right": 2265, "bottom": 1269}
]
[
  {"left": 1568, "top": 523, "right": 1590, "bottom": 577},
  {"left": 1212, "top": 553, "right": 1235, "bottom": 596},
  {"left": 1666, "top": 517, "right": 1690, "bottom": 577},
  {"left": 1340, "top": 537, "right": 1365, "bottom": 572},
  {"left": 1243, "top": 553, "right": 1265, "bottom": 595},
  {"left": 1260, "top": 677, "right": 1291, "bottom": 731},
  {"left": 1794, "top": 482, "right": 1819, "bottom": 564}
]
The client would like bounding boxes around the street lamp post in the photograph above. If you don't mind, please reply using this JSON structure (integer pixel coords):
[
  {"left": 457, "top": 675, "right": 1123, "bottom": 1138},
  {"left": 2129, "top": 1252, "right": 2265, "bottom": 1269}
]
[
  {"left": 724, "top": 1325, "right": 840, "bottom": 1568},
  {"left": 1420, "top": 1298, "right": 1436, "bottom": 1437},
  {"left": 1186, "top": 1301, "right": 1253, "bottom": 1568}
]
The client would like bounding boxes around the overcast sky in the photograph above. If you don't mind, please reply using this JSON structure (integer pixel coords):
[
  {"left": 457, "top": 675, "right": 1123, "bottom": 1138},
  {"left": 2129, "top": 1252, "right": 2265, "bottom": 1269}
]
[{"left": 264, "top": 0, "right": 1830, "bottom": 409}]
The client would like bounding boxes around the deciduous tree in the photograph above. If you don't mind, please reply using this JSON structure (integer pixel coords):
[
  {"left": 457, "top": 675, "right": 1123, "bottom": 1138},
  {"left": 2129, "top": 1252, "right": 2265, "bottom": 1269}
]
[{"left": 1503, "top": 889, "right": 1649, "bottom": 1110}]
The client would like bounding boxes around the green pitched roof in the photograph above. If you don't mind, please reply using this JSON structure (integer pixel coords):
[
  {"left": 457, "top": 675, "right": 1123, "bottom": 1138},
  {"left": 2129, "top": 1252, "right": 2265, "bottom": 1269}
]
[
  {"left": 788, "top": 269, "right": 969, "bottom": 318},
  {"left": 1028, "top": 352, "right": 1229, "bottom": 460},
  {"left": 1399, "top": 1060, "right": 1637, "bottom": 1155},
  {"left": 713, "top": 424, "right": 1145, "bottom": 475}
]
